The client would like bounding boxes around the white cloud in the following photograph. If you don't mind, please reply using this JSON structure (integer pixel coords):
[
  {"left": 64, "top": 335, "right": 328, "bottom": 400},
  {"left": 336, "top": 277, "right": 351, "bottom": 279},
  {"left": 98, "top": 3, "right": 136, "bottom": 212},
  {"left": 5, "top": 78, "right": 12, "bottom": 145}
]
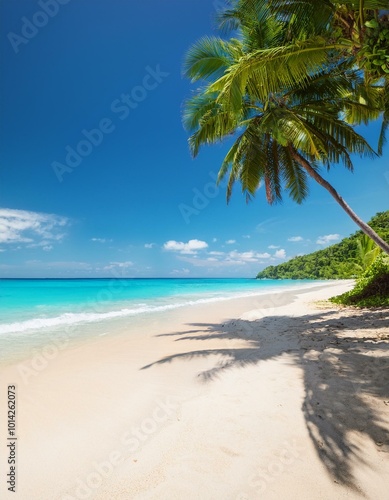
[
  {"left": 0, "top": 208, "right": 68, "bottom": 247},
  {"left": 91, "top": 238, "right": 111, "bottom": 243},
  {"left": 180, "top": 249, "right": 271, "bottom": 268},
  {"left": 163, "top": 239, "right": 208, "bottom": 254},
  {"left": 274, "top": 249, "right": 286, "bottom": 259},
  {"left": 180, "top": 256, "right": 245, "bottom": 268},
  {"left": 242, "top": 235, "right": 251, "bottom": 239},
  {"left": 103, "top": 261, "right": 133, "bottom": 270},
  {"left": 316, "top": 234, "right": 340, "bottom": 245},
  {"left": 288, "top": 236, "right": 303, "bottom": 242},
  {"left": 228, "top": 250, "right": 271, "bottom": 262},
  {"left": 171, "top": 268, "right": 190, "bottom": 275},
  {"left": 144, "top": 243, "right": 155, "bottom": 249},
  {"left": 226, "top": 239, "right": 236, "bottom": 244},
  {"left": 42, "top": 245, "right": 53, "bottom": 252},
  {"left": 268, "top": 245, "right": 280, "bottom": 249},
  {"left": 26, "top": 240, "right": 56, "bottom": 250}
]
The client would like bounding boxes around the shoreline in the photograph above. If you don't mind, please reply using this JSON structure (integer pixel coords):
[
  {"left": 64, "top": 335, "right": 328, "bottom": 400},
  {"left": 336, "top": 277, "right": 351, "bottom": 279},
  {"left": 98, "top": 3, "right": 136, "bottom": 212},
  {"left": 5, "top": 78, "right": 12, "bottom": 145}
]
[
  {"left": 0, "top": 280, "right": 352, "bottom": 366},
  {"left": 0, "top": 280, "right": 388, "bottom": 499},
  {"left": 0, "top": 279, "right": 346, "bottom": 334}
]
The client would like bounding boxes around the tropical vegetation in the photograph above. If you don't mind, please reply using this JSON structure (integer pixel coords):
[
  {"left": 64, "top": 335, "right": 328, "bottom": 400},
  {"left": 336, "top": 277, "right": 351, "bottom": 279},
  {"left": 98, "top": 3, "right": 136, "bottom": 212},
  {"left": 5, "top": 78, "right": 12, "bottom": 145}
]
[
  {"left": 330, "top": 254, "right": 389, "bottom": 307},
  {"left": 355, "top": 234, "right": 381, "bottom": 271},
  {"left": 183, "top": 0, "right": 389, "bottom": 254},
  {"left": 256, "top": 211, "right": 389, "bottom": 279}
]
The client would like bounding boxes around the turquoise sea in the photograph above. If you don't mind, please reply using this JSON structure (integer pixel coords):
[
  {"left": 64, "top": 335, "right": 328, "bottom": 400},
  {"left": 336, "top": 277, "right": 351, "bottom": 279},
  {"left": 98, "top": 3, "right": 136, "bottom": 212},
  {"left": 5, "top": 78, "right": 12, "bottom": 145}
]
[{"left": 0, "top": 278, "right": 322, "bottom": 337}]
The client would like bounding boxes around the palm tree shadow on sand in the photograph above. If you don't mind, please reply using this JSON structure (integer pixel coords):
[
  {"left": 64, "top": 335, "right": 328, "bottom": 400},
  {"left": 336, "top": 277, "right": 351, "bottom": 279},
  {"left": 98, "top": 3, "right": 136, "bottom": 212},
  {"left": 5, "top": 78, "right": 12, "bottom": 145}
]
[{"left": 141, "top": 309, "right": 389, "bottom": 490}]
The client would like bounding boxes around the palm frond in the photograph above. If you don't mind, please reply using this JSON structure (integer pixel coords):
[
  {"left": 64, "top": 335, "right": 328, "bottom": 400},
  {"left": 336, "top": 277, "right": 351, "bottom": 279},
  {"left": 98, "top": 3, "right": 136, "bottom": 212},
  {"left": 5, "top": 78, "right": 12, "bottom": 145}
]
[
  {"left": 209, "top": 37, "right": 351, "bottom": 111},
  {"left": 271, "top": 0, "right": 334, "bottom": 37},
  {"left": 183, "top": 91, "right": 220, "bottom": 131},
  {"left": 260, "top": 107, "right": 327, "bottom": 158},
  {"left": 188, "top": 108, "right": 237, "bottom": 157},
  {"left": 183, "top": 36, "right": 242, "bottom": 82},
  {"left": 264, "top": 138, "right": 283, "bottom": 204},
  {"left": 378, "top": 80, "right": 389, "bottom": 154},
  {"left": 281, "top": 146, "right": 309, "bottom": 203},
  {"left": 342, "top": 99, "right": 381, "bottom": 125},
  {"left": 217, "top": 137, "right": 242, "bottom": 184},
  {"left": 378, "top": 117, "right": 388, "bottom": 155}
]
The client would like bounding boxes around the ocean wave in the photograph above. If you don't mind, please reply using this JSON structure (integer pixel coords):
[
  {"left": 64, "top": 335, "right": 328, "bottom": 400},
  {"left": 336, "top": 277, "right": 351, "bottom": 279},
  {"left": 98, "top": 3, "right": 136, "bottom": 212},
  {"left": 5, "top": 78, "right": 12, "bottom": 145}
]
[{"left": 0, "top": 283, "right": 324, "bottom": 335}]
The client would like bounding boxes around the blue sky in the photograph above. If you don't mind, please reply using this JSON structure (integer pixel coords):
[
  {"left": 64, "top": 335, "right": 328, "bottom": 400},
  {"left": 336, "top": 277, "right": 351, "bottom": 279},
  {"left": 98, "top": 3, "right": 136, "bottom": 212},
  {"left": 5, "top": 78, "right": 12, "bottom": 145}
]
[{"left": 0, "top": 0, "right": 388, "bottom": 278}]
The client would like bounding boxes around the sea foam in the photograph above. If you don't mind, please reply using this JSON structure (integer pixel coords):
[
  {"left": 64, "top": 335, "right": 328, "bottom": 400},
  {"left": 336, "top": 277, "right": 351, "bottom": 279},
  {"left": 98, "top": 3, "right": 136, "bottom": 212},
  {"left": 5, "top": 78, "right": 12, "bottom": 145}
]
[{"left": 0, "top": 289, "right": 273, "bottom": 334}]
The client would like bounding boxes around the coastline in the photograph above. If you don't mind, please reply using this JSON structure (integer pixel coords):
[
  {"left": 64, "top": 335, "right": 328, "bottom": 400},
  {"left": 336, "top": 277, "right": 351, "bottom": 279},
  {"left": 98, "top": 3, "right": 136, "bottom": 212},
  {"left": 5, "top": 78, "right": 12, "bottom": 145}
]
[
  {"left": 0, "top": 279, "right": 345, "bottom": 365},
  {"left": 0, "top": 280, "right": 388, "bottom": 499}
]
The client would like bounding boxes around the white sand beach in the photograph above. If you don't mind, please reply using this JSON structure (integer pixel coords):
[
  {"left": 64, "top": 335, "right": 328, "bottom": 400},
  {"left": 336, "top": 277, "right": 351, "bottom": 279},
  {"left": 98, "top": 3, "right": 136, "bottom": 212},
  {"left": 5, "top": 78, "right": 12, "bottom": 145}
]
[{"left": 0, "top": 281, "right": 388, "bottom": 499}]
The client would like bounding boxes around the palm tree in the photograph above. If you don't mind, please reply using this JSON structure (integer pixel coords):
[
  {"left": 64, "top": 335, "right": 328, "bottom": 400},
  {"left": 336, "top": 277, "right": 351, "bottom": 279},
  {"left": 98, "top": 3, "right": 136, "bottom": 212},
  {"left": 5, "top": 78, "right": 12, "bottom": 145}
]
[
  {"left": 217, "top": 0, "right": 389, "bottom": 151},
  {"left": 183, "top": 4, "right": 389, "bottom": 254}
]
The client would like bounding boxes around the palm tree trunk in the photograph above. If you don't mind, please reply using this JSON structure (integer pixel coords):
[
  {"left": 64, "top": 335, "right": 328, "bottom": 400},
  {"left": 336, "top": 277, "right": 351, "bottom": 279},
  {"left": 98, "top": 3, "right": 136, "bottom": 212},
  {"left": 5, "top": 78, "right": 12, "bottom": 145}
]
[{"left": 290, "top": 148, "right": 389, "bottom": 255}]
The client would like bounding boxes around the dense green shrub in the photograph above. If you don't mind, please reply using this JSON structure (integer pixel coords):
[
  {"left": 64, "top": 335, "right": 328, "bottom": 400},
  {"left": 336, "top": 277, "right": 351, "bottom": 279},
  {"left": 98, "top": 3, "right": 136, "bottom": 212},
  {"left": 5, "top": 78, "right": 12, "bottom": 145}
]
[{"left": 330, "top": 256, "right": 389, "bottom": 307}]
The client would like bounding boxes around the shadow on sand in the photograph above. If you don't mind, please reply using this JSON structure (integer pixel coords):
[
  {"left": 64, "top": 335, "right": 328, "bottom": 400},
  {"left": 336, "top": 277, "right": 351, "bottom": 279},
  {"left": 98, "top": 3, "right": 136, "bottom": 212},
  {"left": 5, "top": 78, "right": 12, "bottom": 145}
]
[{"left": 141, "top": 307, "right": 389, "bottom": 490}]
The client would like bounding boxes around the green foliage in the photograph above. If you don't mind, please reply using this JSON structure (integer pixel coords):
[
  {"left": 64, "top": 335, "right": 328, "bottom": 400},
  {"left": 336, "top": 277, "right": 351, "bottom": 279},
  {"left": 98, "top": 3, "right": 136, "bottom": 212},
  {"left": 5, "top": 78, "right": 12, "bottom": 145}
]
[
  {"left": 184, "top": 1, "right": 389, "bottom": 255},
  {"left": 359, "top": 16, "right": 389, "bottom": 80},
  {"left": 183, "top": 6, "right": 379, "bottom": 207},
  {"left": 214, "top": 1, "right": 388, "bottom": 149},
  {"left": 256, "top": 211, "right": 389, "bottom": 279},
  {"left": 355, "top": 234, "right": 381, "bottom": 271},
  {"left": 330, "top": 255, "right": 389, "bottom": 307}
]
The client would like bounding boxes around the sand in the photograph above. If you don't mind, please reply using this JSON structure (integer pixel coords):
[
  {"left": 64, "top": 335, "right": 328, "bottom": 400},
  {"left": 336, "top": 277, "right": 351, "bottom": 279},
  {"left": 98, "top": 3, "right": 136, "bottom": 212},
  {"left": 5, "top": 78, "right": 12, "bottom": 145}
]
[{"left": 0, "top": 281, "right": 388, "bottom": 499}]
